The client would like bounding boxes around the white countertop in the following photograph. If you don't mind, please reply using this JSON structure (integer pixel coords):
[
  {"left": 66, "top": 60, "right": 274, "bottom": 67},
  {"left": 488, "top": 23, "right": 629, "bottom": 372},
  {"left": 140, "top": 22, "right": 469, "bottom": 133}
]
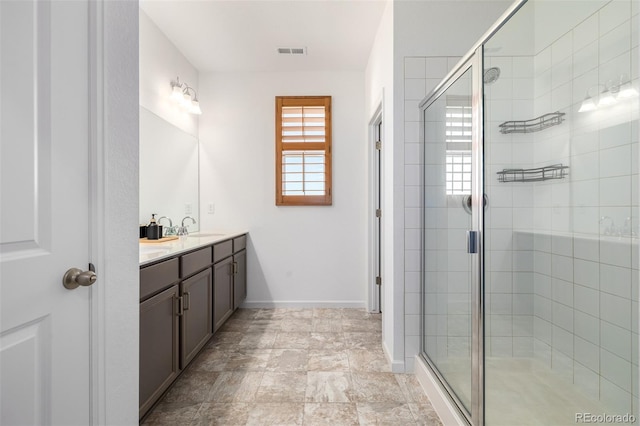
[{"left": 139, "top": 230, "right": 248, "bottom": 266}]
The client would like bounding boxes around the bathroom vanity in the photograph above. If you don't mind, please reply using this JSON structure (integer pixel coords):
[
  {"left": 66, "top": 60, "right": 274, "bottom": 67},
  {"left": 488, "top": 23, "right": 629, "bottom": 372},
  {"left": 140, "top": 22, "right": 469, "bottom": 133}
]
[{"left": 138, "top": 231, "right": 247, "bottom": 419}]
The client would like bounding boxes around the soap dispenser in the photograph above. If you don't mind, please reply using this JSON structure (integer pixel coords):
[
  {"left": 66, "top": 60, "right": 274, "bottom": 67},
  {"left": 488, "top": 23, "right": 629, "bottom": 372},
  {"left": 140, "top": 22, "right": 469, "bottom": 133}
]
[{"left": 146, "top": 214, "right": 161, "bottom": 240}]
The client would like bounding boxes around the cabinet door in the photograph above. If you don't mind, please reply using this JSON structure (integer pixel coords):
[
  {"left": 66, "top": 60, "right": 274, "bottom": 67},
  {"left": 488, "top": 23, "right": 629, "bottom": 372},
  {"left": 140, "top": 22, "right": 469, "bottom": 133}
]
[
  {"left": 233, "top": 249, "right": 247, "bottom": 309},
  {"left": 213, "top": 257, "right": 234, "bottom": 332},
  {"left": 139, "top": 285, "right": 180, "bottom": 419},
  {"left": 180, "top": 268, "right": 213, "bottom": 368}
]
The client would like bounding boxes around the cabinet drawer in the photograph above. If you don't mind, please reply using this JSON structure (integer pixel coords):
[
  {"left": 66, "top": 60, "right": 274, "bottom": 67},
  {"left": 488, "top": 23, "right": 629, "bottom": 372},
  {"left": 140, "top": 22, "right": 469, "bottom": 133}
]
[
  {"left": 214, "top": 239, "right": 233, "bottom": 263},
  {"left": 233, "top": 234, "right": 247, "bottom": 252},
  {"left": 140, "top": 258, "right": 179, "bottom": 301},
  {"left": 180, "top": 246, "right": 213, "bottom": 278}
]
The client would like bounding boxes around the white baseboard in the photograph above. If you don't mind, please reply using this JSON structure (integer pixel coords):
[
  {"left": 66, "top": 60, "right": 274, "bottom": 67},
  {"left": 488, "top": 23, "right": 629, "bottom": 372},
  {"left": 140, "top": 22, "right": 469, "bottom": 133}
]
[
  {"left": 382, "top": 340, "right": 406, "bottom": 373},
  {"left": 414, "top": 355, "right": 466, "bottom": 426},
  {"left": 240, "top": 300, "right": 366, "bottom": 309}
]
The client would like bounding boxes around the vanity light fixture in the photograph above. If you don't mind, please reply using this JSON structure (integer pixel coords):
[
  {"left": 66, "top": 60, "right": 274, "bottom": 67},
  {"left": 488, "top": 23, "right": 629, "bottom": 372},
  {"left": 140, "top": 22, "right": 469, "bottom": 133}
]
[
  {"left": 579, "top": 75, "right": 638, "bottom": 112},
  {"left": 170, "top": 77, "right": 202, "bottom": 115}
]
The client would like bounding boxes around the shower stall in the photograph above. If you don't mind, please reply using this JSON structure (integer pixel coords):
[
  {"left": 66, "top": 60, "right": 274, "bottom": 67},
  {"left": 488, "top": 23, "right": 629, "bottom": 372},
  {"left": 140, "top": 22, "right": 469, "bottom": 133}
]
[{"left": 419, "top": 1, "right": 639, "bottom": 425}]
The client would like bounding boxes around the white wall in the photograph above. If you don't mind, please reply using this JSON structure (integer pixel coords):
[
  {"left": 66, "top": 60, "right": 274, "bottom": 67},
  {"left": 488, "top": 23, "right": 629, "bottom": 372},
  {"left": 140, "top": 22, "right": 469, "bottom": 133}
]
[
  {"left": 365, "top": 1, "right": 403, "bottom": 370},
  {"left": 139, "top": 10, "right": 199, "bottom": 137},
  {"left": 198, "top": 71, "right": 368, "bottom": 307},
  {"left": 394, "top": 1, "right": 513, "bottom": 372}
]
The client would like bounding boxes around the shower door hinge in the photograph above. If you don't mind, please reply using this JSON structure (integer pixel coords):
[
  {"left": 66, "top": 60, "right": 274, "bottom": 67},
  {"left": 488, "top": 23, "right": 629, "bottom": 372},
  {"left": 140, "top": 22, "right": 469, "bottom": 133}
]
[
  {"left": 376, "top": 141, "right": 382, "bottom": 150},
  {"left": 376, "top": 276, "right": 382, "bottom": 286},
  {"left": 376, "top": 209, "right": 382, "bottom": 218}
]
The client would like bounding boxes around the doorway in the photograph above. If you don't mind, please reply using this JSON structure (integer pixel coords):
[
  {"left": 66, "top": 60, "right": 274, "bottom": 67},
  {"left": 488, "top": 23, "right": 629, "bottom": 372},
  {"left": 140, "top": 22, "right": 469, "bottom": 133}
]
[{"left": 369, "top": 106, "right": 383, "bottom": 313}]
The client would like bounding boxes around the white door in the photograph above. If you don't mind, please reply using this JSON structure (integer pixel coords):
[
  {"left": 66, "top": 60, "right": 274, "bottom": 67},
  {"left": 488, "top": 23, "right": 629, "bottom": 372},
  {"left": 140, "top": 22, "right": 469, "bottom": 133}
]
[{"left": 0, "top": 1, "right": 93, "bottom": 424}]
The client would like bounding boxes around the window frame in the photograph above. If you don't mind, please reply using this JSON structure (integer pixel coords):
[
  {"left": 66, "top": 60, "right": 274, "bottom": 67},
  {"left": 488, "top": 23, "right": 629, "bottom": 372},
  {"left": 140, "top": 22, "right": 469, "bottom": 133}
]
[{"left": 275, "top": 96, "right": 332, "bottom": 206}]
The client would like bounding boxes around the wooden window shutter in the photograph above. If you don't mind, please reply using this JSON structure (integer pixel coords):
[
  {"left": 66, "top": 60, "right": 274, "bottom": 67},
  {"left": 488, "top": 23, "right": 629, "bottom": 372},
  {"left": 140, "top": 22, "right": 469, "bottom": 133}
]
[{"left": 275, "top": 96, "right": 332, "bottom": 206}]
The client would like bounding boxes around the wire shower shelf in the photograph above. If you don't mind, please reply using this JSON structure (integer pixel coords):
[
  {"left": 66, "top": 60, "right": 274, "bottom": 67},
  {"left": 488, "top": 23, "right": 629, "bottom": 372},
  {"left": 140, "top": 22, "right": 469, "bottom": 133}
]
[
  {"left": 497, "top": 164, "right": 569, "bottom": 183},
  {"left": 499, "top": 112, "right": 565, "bottom": 134}
]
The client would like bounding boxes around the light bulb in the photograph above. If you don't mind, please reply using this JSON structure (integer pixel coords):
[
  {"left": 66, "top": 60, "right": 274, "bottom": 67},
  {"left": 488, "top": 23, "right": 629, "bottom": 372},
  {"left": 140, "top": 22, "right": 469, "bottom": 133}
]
[
  {"left": 598, "top": 88, "right": 617, "bottom": 107},
  {"left": 578, "top": 95, "right": 597, "bottom": 112},
  {"left": 190, "top": 99, "right": 202, "bottom": 115},
  {"left": 618, "top": 85, "right": 639, "bottom": 99},
  {"left": 180, "top": 92, "right": 192, "bottom": 109},
  {"left": 170, "top": 85, "right": 183, "bottom": 103}
]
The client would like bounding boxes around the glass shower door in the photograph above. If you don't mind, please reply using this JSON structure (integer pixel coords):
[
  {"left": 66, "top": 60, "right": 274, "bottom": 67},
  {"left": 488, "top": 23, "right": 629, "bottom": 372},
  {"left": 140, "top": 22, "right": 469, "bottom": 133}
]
[{"left": 422, "top": 60, "right": 480, "bottom": 420}]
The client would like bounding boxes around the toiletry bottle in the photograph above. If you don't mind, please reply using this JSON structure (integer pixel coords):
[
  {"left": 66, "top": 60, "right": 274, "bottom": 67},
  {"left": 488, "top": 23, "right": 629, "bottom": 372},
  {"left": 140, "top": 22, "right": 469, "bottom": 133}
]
[{"left": 147, "top": 214, "right": 161, "bottom": 240}]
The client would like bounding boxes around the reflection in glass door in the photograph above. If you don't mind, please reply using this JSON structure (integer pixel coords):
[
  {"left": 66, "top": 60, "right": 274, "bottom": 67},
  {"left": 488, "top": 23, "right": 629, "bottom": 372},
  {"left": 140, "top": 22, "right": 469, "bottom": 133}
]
[{"left": 422, "top": 62, "right": 479, "bottom": 420}]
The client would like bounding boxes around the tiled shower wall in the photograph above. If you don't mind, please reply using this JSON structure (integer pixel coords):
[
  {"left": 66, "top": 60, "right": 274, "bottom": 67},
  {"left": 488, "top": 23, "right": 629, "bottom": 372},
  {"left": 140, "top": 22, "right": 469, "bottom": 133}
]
[
  {"left": 527, "top": 1, "right": 639, "bottom": 415},
  {"left": 415, "top": 0, "right": 639, "bottom": 415},
  {"left": 404, "top": 56, "right": 461, "bottom": 372}
]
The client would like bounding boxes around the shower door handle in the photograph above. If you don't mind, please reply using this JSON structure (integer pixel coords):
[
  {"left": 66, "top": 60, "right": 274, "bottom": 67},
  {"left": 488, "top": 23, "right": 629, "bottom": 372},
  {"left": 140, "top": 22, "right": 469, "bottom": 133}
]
[{"left": 467, "top": 231, "right": 479, "bottom": 254}]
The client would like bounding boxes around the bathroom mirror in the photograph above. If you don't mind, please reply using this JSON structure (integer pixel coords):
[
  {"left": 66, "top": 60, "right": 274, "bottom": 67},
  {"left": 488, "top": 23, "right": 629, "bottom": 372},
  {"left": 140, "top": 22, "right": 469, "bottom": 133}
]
[{"left": 139, "top": 107, "right": 199, "bottom": 233}]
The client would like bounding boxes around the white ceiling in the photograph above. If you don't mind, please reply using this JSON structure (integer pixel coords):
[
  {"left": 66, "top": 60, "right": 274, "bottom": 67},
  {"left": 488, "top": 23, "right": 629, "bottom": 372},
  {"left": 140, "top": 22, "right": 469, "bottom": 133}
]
[{"left": 140, "top": 0, "right": 388, "bottom": 73}]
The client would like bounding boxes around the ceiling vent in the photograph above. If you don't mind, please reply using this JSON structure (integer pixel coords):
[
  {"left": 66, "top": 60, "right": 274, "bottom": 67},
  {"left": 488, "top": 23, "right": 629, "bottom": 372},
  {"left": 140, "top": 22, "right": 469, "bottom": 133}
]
[{"left": 277, "top": 47, "right": 307, "bottom": 55}]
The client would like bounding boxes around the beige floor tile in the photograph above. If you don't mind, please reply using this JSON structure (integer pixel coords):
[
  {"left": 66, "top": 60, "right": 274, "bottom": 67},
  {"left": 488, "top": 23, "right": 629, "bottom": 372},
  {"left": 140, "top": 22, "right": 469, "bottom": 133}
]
[
  {"left": 305, "top": 371, "right": 354, "bottom": 403},
  {"left": 312, "top": 308, "right": 343, "bottom": 319},
  {"left": 237, "top": 332, "right": 277, "bottom": 349},
  {"left": 311, "top": 318, "right": 343, "bottom": 332},
  {"left": 266, "top": 349, "right": 308, "bottom": 372},
  {"left": 274, "top": 332, "right": 311, "bottom": 349},
  {"left": 162, "top": 370, "right": 219, "bottom": 403},
  {"left": 144, "top": 309, "right": 443, "bottom": 426},
  {"left": 347, "top": 349, "right": 390, "bottom": 373},
  {"left": 231, "top": 309, "right": 259, "bottom": 320},
  {"left": 219, "top": 318, "right": 253, "bottom": 332},
  {"left": 224, "top": 349, "right": 271, "bottom": 371},
  {"left": 356, "top": 402, "right": 416, "bottom": 426},
  {"left": 344, "top": 332, "right": 383, "bottom": 350},
  {"left": 308, "top": 332, "right": 345, "bottom": 350},
  {"left": 303, "top": 402, "right": 359, "bottom": 425},
  {"left": 281, "top": 318, "right": 313, "bottom": 332},
  {"left": 342, "top": 319, "right": 382, "bottom": 333},
  {"left": 247, "top": 320, "right": 282, "bottom": 333},
  {"left": 408, "top": 403, "right": 443, "bottom": 426},
  {"left": 207, "top": 372, "right": 263, "bottom": 403},
  {"left": 191, "top": 348, "right": 229, "bottom": 372},
  {"left": 205, "top": 331, "right": 243, "bottom": 350},
  {"left": 255, "top": 371, "right": 307, "bottom": 402},
  {"left": 246, "top": 403, "right": 304, "bottom": 425},
  {"left": 193, "top": 402, "right": 251, "bottom": 425},
  {"left": 307, "top": 350, "right": 350, "bottom": 371},
  {"left": 141, "top": 401, "right": 201, "bottom": 425},
  {"left": 351, "top": 372, "right": 406, "bottom": 403},
  {"left": 395, "top": 374, "right": 432, "bottom": 404},
  {"left": 341, "top": 309, "right": 381, "bottom": 321}
]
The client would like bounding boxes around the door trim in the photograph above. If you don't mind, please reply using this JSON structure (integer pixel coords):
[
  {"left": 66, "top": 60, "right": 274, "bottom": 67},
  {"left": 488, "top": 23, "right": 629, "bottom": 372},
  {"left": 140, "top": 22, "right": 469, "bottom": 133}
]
[
  {"left": 89, "top": 1, "right": 140, "bottom": 424},
  {"left": 368, "top": 100, "right": 383, "bottom": 313}
]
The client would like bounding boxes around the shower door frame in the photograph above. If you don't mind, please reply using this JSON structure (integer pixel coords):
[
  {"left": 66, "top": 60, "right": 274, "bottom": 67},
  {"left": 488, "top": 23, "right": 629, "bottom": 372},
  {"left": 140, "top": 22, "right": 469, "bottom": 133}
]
[
  {"left": 419, "top": 46, "right": 484, "bottom": 426},
  {"left": 418, "top": 1, "right": 528, "bottom": 425}
]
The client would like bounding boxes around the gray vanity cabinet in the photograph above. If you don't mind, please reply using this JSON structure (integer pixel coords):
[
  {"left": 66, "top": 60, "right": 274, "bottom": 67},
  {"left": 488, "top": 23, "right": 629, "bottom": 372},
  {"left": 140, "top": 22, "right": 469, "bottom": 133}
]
[
  {"left": 139, "top": 233, "right": 247, "bottom": 420},
  {"left": 233, "top": 249, "right": 247, "bottom": 309},
  {"left": 139, "top": 284, "right": 180, "bottom": 419},
  {"left": 213, "top": 256, "right": 234, "bottom": 332},
  {"left": 180, "top": 268, "right": 213, "bottom": 368}
]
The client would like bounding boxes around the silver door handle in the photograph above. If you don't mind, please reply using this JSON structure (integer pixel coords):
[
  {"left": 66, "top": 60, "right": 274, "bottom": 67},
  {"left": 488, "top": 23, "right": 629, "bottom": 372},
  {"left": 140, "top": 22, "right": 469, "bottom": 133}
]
[
  {"left": 62, "top": 268, "right": 97, "bottom": 289},
  {"left": 467, "top": 231, "right": 479, "bottom": 254}
]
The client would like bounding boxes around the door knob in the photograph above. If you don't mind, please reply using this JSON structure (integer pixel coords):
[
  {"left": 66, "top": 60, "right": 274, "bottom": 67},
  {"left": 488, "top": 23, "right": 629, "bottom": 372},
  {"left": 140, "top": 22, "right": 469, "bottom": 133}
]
[{"left": 63, "top": 268, "right": 97, "bottom": 290}]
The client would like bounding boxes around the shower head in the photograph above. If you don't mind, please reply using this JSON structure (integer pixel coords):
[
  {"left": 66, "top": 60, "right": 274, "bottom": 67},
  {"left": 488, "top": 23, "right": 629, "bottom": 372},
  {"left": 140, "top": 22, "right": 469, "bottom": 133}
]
[{"left": 484, "top": 67, "right": 501, "bottom": 84}]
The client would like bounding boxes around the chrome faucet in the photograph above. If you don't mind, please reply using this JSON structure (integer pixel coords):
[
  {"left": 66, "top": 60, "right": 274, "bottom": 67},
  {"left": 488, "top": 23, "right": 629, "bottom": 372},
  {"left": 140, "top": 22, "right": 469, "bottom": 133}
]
[
  {"left": 158, "top": 216, "right": 177, "bottom": 236},
  {"left": 177, "top": 216, "right": 196, "bottom": 236},
  {"left": 599, "top": 216, "right": 615, "bottom": 235}
]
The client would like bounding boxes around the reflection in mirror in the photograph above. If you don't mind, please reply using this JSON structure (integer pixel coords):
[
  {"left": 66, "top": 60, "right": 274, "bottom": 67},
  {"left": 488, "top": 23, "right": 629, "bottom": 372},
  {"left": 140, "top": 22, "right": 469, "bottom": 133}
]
[{"left": 139, "top": 107, "right": 199, "bottom": 234}]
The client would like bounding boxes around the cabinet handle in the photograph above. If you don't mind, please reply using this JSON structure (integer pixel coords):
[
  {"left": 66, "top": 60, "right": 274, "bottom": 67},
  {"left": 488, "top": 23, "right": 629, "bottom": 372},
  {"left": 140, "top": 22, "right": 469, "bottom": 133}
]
[
  {"left": 176, "top": 296, "right": 184, "bottom": 316},
  {"left": 233, "top": 261, "right": 238, "bottom": 275},
  {"left": 184, "top": 292, "right": 190, "bottom": 311}
]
